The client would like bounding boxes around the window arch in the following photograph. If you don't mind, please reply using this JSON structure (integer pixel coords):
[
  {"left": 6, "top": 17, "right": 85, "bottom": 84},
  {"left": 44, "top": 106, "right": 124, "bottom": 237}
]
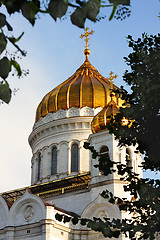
[
  {"left": 100, "top": 146, "right": 110, "bottom": 160},
  {"left": 51, "top": 147, "right": 57, "bottom": 175},
  {"left": 37, "top": 152, "right": 42, "bottom": 180},
  {"left": 71, "top": 143, "right": 79, "bottom": 172},
  {"left": 126, "top": 148, "right": 132, "bottom": 168}
]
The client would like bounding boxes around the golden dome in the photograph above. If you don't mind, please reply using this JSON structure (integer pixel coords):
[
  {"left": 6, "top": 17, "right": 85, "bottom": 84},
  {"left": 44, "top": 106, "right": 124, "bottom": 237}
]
[
  {"left": 35, "top": 54, "right": 120, "bottom": 122},
  {"left": 91, "top": 97, "right": 120, "bottom": 133}
]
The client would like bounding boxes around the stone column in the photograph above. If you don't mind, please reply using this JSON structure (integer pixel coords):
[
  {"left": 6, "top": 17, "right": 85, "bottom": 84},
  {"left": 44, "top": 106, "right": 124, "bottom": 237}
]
[
  {"left": 41, "top": 219, "right": 54, "bottom": 240},
  {"left": 40, "top": 153, "right": 43, "bottom": 182},
  {"left": 67, "top": 146, "right": 71, "bottom": 175},
  {"left": 5, "top": 226, "right": 14, "bottom": 240},
  {"left": 34, "top": 156, "right": 38, "bottom": 184},
  {"left": 42, "top": 147, "right": 49, "bottom": 180},
  {"left": 47, "top": 150, "right": 52, "bottom": 178},
  {"left": 31, "top": 156, "right": 34, "bottom": 185},
  {"left": 79, "top": 145, "right": 83, "bottom": 174}
]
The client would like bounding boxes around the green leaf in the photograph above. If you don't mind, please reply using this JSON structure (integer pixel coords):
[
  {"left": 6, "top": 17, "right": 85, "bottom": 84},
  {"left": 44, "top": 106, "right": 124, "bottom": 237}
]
[
  {"left": 71, "top": 7, "right": 86, "bottom": 28},
  {"left": 92, "top": 151, "right": 98, "bottom": 159},
  {"left": 55, "top": 213, "right": 63, "bottom": 221},
  {"left": 11, "top": 60, "right": 22, "bottom": 77},
  {"left": 109, "top": 0, "right": 130, "bottom": 5},
  {"left": 4, "top": 0, "right": 23, "bottom": 14},
  {"left": 80, "top": 218, "right": 88, "bottom": 226},
  {"left": 0, "top": 13, "right": 7, "bottom": 28},
  {"left": 71, "top": 0, "right": 100, "bottom": 27},
  {"left": 0, "top": 13, "right": 13, "bottom": 31},
  {"left": 48, "top": 0, "right": 68, "bottom": 21},
  {"left": 21, "top": 2, "right": 38, "bottom": 25},
  {"left": 0, "top": 32, "right": 7, "bottom": 54},
  {"left": 87, "top": 220, "right": 100, "bottom": 231},
  {"left": 85, "top": 0, "right": 100, "bottom": 22},
  {"left": 102, "top": 226, "right": 113, "bottom": 238},
  {"left": 108, "top": 197, "right": 115, "bottom": 204},
  {"left": 72, "top": 217, "right": 79, "bottom": 225},
  {"left": 83, "top": 142, "right": 90, "bottom": 149},
  {"left": 63, "top": 215, "right": 71, "bottom": 223},
  {"left": 0, "top": 81, "right": 12, "bottom": 103},
  {"left": 8, "top": 32, "right": 24, "bottom": 44},
  {"left": 109, "top": 4, "right": 117, "bottom": 21},
  {"left": 0, "top": 57, "right": 11, "bottom": 79}
]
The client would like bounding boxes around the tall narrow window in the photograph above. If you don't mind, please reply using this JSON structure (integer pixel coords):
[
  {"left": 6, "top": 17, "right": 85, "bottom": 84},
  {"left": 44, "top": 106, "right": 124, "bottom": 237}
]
[
  {"left": 126, "top": 148, "right": 132, "bottom": 168},
  {"left": 37, "top": 152, "right": 42, "bottom": 180},
  {"left": 99, "top": 146, "right": 110, "bottom": 175},
  {"left": 71, "top": 144, "right": 79, "bottom": 172},
  {"left": 51, "top": 147, "right": 57, "bottom": 175}
]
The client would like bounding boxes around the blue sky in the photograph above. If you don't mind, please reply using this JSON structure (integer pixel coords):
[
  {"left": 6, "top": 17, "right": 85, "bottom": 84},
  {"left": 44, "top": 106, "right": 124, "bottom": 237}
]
[{"left": 0, "top": 0, "right": 159, "bottom": 192}]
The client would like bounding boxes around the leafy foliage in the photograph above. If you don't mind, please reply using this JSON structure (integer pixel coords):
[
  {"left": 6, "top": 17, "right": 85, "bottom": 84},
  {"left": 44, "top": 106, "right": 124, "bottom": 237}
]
[
  {"left": 0, "top": 81, "right": 11, "bottom": 103},
  {"left": 110, "top": 34, "right": 160, "bottom": 171}
]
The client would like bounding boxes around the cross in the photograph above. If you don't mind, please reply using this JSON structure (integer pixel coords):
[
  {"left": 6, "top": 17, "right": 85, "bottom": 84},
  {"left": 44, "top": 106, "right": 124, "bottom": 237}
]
[
  {"left": 80, "top": 27, "right": 94, "bottom": 49},
  {"left": 106, "top": 71, "right": 118, "bottom": 90}
]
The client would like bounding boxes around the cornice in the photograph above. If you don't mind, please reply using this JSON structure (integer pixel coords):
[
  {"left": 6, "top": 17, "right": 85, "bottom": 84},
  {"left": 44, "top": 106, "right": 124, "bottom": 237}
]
[{"left": 33, "top": 106, "right": 102, "bottom": 130}]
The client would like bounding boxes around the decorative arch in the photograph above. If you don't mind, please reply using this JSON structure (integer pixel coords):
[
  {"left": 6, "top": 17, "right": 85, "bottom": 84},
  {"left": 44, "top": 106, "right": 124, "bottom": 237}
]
[
  {"left": 9, "top": 189, "right": 46, "bottom": 226},
  {"left": 80, "top": 194, "right": 120, "bottom": 230},
  {"left": 100, "top": 145, "right": 110, "bottom": 159},
  {"left": 0, "top": 196, "right": 10, "bottom": 229},
  {"left": 49, "top": 143, "right": 58, "bottom": 151}
]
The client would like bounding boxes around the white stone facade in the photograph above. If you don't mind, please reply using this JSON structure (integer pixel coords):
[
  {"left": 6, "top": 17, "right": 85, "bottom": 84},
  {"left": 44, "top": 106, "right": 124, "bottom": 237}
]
[
  {"left": 0, "top": 189, "right": 122, "bottom": 240},
  {"left": 29, "top": 107, "right": 102, "bottom": 185},
  {"left": 0, "top": 106, "right": 143, "bottom": 240}
]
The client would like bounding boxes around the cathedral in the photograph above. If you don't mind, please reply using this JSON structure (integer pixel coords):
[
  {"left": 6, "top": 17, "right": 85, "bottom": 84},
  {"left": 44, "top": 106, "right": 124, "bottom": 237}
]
[{"left": 0, "top": 29, "right": 142, "bottom": 240}]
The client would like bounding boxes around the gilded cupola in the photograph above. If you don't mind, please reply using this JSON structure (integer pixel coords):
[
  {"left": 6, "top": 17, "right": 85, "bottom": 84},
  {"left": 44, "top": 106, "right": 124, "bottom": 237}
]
[
  {"left": 35, "top": 28, "right": 120, "bottom": 123},
  {"left": 91, "top": 72, "right": 120, "bottom": 134}
]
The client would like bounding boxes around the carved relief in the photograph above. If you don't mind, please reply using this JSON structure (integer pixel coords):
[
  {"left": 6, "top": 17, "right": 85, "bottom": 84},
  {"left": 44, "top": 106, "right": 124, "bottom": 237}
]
[
  {"left": 80, "top": 106, "right": 94, "bottom": 116},
  {"left": 56, "top": 110, "right": 66, "bottom": 119},
  {"left": 67, "top": 108, "right": 79, "bottom": 117},
  {"left": 33, "top": 107, "right": 101, "bottom": 129},
  {"left": 98, "top": 210, "right": 108, "bottom": 220},
  {"left": 23, "top": 205, "right": 35, "bottom": 222}
]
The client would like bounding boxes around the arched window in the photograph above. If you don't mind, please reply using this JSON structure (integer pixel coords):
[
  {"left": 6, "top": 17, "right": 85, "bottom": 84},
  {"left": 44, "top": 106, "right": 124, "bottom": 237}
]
[
  {"left": 99, "top": 146, "right": 110, "bottom": 175},
  {"left": 100, "top": 146, "right": 110, "bottom": 160},
  {"left": 71, "top": 144, "right": 79, "bottom": 172},
  {"left": 37, "top": 152, "right": 42, "bottom": 180},
  {"left": 51, "top": 147, "right": 57, "bottom": 175},
  {"left": 126, "top": 148, "right": 132, "bottom": 168}
]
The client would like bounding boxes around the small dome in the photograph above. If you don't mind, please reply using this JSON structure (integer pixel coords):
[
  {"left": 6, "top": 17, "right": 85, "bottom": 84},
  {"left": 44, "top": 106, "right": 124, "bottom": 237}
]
[
  {"left": 35, "top": 56, "right": 120, "bottom": 122},
  {"left": 91, "top": 98, "right": 120, "bottom": 133}
]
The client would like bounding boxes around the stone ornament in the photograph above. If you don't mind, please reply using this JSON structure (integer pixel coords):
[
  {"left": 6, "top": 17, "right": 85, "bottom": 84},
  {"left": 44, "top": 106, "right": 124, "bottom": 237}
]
[
  {"left": 98, "top": 210, "right": 108, "bottom": 220},
  {"left": 23, "top": 205, "right": 35, "bottom": 222},
  {"left": 33, "top": 107, "right": 102, "bottom": 129}
]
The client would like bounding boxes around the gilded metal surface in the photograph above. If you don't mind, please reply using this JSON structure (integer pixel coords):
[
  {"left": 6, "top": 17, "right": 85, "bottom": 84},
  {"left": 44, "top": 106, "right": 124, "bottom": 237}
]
[
  {"left": 35, "top": 56, "right": 121, "bottom": 122},
  {"left": 1, "top": 173, "right": 91, "bottom": 203},
  {"left": 91, "top": 99, "right": 120, "bottom": 133}
]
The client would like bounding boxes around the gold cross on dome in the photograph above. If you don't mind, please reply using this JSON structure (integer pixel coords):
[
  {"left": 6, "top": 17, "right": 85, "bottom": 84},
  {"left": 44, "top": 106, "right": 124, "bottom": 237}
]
[
  {"left": 80, "top": 27, "right": 94, "bottom": 49},
  {"left": 106, "top": 71, "right": 118, "bottom": 90}
]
